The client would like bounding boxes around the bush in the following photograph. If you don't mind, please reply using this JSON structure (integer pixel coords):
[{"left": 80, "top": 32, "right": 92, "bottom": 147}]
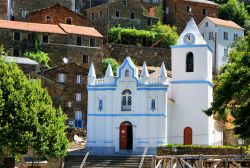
[
  {"left": 103, "top": 57, "right": 119, "bottom": 76},
  {"left": 24, "top": 50, "right": 50, "bottom": 68},
  {"left": 108, "top": 23, "right": 178, "bottom": 48}
]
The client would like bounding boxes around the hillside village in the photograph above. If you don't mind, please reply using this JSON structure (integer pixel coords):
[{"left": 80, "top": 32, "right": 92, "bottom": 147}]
[{"left": 0, "top": 0, "right": 249, "bottom": 168}]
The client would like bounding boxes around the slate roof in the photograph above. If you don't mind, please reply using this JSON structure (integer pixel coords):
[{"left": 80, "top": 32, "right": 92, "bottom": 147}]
[
  {"left": 183, "top": 0, "right": 219, "bottom": 6},
  {"left": 5, "top": 56, "right": 39, "bottom": 65}
]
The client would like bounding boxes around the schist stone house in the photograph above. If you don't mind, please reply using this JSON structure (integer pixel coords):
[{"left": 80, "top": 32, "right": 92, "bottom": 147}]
[
  {"left": 0, "top": 19, "right": 103, "bottom": 74},
  {"left": 26, "top": 4, "right": 88, "bottom": 26},
  {"left": 199, "top": 17, "right": 244, "bottom": 72},
  {"left": 85, "top": 0, "right": 159, "bottom": 39},
  {"left": 164, "top": 0, "right": 219, "bottom": 33},
  {"left": 86, "top": 18, "right": 223, "bottom": 155}
]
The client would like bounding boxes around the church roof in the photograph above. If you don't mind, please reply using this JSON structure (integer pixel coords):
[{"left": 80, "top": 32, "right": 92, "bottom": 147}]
[{"left": 177, "top": 17, "right": 206, "bottom": 45}]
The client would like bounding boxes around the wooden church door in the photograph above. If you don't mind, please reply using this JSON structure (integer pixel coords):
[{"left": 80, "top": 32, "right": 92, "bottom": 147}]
[
  {"left": 184, "top": 127, "right": 192, "bottom": 145},
  {"left": 119, "top": 121, "right": 133, "bottom": 150}
]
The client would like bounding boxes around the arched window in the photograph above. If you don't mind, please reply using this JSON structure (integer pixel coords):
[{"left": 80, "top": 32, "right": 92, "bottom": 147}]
[
  {"left": 121, "top": 89, "right": 132, "bottom": 111},
  {"left": 125, "top": 70, "right": 129, "bottom": 77},
  {"left": 98, "top": 99, "right": 103, "bottom": 112},
  {"left": 186, "top": 52, "right": 194, "bottom": 72}
]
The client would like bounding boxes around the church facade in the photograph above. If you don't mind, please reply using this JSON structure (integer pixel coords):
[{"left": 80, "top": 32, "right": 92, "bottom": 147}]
[{"left": 86, "top": 18, "right": 223, "bottom": 155}]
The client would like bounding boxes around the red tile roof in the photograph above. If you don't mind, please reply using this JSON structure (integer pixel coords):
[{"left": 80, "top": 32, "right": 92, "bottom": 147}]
[
  {"left": 0, "top": 19, "right": 104, "bottom": 37},
  {"left": 0, "top": 19, "right": 67, "bottom": 34},
  {"left": 206, "top": 17, "right": 244, "bottom": 30},
  {"left": 59, "top": 23, "right": 103, "bottom": 38}
]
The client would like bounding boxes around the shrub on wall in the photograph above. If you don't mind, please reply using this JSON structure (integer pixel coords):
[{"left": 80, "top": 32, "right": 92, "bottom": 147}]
[{"left": 108, "top": 22, "right": 178, "bottom": 48}]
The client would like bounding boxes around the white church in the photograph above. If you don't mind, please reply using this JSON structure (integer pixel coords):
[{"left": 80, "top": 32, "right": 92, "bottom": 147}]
[{"left": 86, "top": 18, "right": 223, "bottom": 155}]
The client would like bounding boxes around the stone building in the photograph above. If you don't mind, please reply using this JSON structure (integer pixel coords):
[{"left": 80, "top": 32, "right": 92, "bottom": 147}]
[
  {"left": 44, "top": 62, "right": 88, "bottom": 128},
  {"left": 11, "top": 0, "right": 78, "bottom": 21},
  {"left": 0, "top": 19, "right": 104, "bottom": 75},
  {"left": 0, "top": 0, "right": 8, "bottom": 19},
  {"left": 27, "top": 4, "right": 88, "bottom": 26},
  {"left": 164, "top": 0, "right": 219, "bottom": 33},
  {"left": 85, "top": 0, "right": 159, "bottom": 40}
]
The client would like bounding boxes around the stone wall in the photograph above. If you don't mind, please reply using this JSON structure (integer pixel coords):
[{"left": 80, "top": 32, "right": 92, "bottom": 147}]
[
  {"left": 165, "top": 0, "right": 219, "bottom": 33},
  {"left": 103, "top": 43, "right": 172, "bottom": 70},
  {"left": 224, "top": 129, "right": 238, "bottom": 146},
  {"left": 157, "top": 146, "right": 241, "bottom": 155},
  {"left": 27, "top": 4, "right": 88, "bottom": 26},
  {"left": 0, "top": 0, "right": 8, "bottom": 19}
]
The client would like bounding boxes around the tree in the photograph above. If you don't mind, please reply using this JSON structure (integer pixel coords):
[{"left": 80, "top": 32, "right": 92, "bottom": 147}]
[
  {"left": 204, "top": 35, "right": 250, "bottom": 138},
  {"left": 103, "top": 57, "right": 119, "bottom": 76},
  {"left": 0, "top": 46, "right": 68, "bottom": 166},
  {"left": 154, "top": 6, "right": 164, "bottom": 23},
  {"left": 219, "top": 0, "right": 250, "bottom": 29}
]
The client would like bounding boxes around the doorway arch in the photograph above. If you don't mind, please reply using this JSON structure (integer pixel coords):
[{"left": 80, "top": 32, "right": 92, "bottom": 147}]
[
  {"left": 184, "top": 127, "right": 192, "bottom": 145},
  {"left": 120, "top": 121, "right": 133, "bottom": 150}
]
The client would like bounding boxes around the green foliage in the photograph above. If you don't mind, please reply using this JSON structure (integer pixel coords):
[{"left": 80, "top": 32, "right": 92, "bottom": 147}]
[
  {"left": 24, "top": 51, "right": 50, "bottom": 68},
  {"left": 219, "top": 0, "right": 250, "bottom": 29},
  {"left": 108, "top": 23, "right": 178, "bottom": 48},
  {"left": 103, "top": 57, "right": 119, "bottom": 76},
  {"left": 0, "top": 46, "right": 68, "bottom": 162},
  {"left": 154, "top": 6, "right": 164, "bottom": 23},
  {"left": 204, "top": 35, "right": 250, "bottom": 139}
]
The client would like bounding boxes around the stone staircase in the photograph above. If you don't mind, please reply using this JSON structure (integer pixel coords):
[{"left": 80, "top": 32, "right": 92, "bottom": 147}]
[{"left": 64, "top": 155, "right": 152, "bottom": 168}]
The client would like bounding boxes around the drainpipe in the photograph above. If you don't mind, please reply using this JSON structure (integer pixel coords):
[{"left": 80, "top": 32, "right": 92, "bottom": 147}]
[{"left": 7, "top": 0, "right": 12, "bottom": 20}]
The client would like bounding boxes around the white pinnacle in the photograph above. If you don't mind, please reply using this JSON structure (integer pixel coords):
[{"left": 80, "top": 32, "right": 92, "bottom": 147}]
[
  {"left": 105, "top": 63, "right": 114, "bottom": 77},
  {"left": 160, "top": 62, "right": 167, "bottom": 77},
  {"left": 140, "top": 61, "right": 149, "bottom": 77},
  {"left": 88, "top": 62, "right": 96, "bottom": 77}
]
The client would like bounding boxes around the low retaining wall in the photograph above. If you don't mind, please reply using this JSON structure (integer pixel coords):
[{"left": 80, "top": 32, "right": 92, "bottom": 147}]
[
  {"left": 103, "top": 43, "right": 172, "bottom": 70},
  {"left": 157, "top": 146, "right": 241, "bottom": 155}
]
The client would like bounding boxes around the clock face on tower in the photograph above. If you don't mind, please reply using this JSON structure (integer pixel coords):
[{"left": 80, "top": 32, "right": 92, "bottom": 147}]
[{"left": 183, "top": 33, "right": 195, "bottom": 45}]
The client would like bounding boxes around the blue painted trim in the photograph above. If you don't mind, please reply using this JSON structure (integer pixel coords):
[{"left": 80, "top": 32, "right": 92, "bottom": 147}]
[
  {"left": 87, "top": 88, "right": 116, "bottom": 91},
  {"left": 104, "top": 141, "right": 113, "bottom": 143},
  {"left": 170, "top": 44, "right": 213, "bottom": 52},
  {"left": 137, "top": 88, "right": 168, "bottom": 91},
  {"left": 88, "top": 141, "right": 96, "bottom": 143},
  {"left": 171, "top": 80, "right": 214, "bottom": 87},
  {"left": 88, "top": 113, "right": 167, "bottom": 117},
  {"left": 138, "top": 141, "right": 149, "bottom": 144}
]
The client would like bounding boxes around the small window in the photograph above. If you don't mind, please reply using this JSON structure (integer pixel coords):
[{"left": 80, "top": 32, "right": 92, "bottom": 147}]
[
  {"left": 224, "top": 48, "right": 228, "bottom": 57},
  {"left": 125, "top": 70, "right": 129, "bottom": 77},
  {"left": 203, "top": 9, "right": 208, "bottom": 16},
  {"left": 234, "top": 34, "right": 239, "bottom": 41},
  {"left": 83, "top": 55, "right": 89, "bottom": 63},
  {"left": 89, "top": 38, "right": 96, "bottom": 47},
  {"left": 42, "top": 35, "right": 49, "bottom": 43},
  {"left": 131, "top": 13, "right": 135, "bottom": 19},
  {"left": 66, "top": 17, "right": 72, "bottom": 24},
  {"left": 224, "top": 32, "right": 228, "bottom": 40},
  {"left": 99, "top": 11, "right": 102, "bottom": 18},
  {"left": 76, "top": 93, "right": 82, "bottom": 102},
  {"left": 151, "top": 99, "right": 156, "bottom": 111},
  {"left": 77, "top": 36, "right": 82, "bottom": 46},
  {"left": 76, "top": 75, "right": 83, "bottom": 84},
  {"left": 186, "top": 52, "right": 194, "bottom": 72},
  {"left": 75, "top": 111, "right": 83, "bottom": 128},
  {"left": 46, "top": 16, "right": 51, "bottom": 23},
  {"left": 123, "top": 0, "right": 127, "bottom": 5},
  {"left": 58, "top": 73, "right": 66, "bottom": 83},
  {"left": 115, "top": 10, "right": 120, "bottom": 17},
  {"left": 98, "top": 99, "right": 103, "bottom": 112},
  {"left": 165, "top": 6, "right": 169, "bottom": 15},
  {"left": 147, "top": 18, "right": 152, "bottom": 26},
  {"left": 187, "top": 6, "right": 191, "bottom": 13},
  {"left": 209, "top": 32, "right": 213, "bottom": 40},
  {"left": 14, "top": 32, "right": 20, "bottom": 41},
  {"left": 91, "top": 13, "right": 95, "bottom": 20},
  {"left": 13, "top": 49, "right": 20, "bottom": 56},
  {"left": 21, "top": 10, "right": 28, "bottom": 18},
  {"left": 205, "top": 22, "right": 208, "bottom": 27}
]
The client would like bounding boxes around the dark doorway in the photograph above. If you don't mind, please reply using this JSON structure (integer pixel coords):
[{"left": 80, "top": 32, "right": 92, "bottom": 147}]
[{"left": 120, "top": 121, "right": 133, "bottom": 150}]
